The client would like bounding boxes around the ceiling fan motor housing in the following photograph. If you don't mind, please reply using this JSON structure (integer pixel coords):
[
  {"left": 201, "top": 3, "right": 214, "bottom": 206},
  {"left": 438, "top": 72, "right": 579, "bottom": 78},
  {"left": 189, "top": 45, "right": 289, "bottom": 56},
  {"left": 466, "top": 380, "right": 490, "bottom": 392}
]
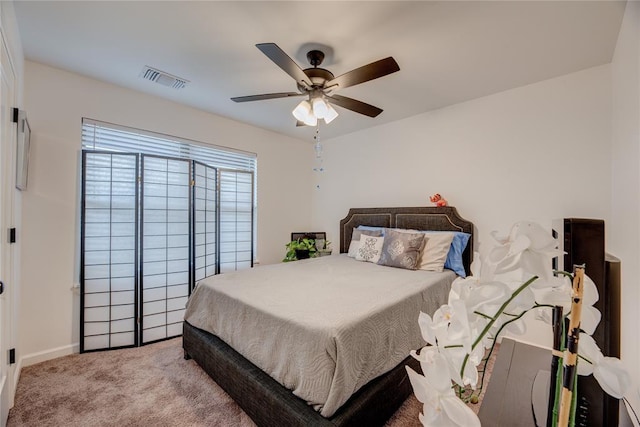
[{"left": 298, "top": 67, "right": 335, "bottom": 92}]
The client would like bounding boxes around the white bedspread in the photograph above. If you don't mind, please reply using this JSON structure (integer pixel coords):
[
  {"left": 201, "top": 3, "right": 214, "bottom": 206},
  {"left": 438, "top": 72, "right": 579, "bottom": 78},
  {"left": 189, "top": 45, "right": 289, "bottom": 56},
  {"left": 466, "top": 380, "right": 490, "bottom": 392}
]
[{"left": 184, "top": 254, "right": 455, "bottom": 417}]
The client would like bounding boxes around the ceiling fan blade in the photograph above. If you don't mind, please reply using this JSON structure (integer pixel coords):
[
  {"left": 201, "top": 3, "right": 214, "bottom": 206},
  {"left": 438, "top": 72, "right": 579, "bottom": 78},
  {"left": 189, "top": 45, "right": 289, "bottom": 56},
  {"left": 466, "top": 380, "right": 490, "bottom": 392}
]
[
  {"left": 256, "top": 43, "right": 312, "bottom": 88},
  {"left": 325, "top": 57, "right": 399, "bottom": 90},
  {"left": 327, "top": 94, "right": 383, "bottom": 117},
  {"left": 231, "top": 92, "right": 304, "bottom": 103}
]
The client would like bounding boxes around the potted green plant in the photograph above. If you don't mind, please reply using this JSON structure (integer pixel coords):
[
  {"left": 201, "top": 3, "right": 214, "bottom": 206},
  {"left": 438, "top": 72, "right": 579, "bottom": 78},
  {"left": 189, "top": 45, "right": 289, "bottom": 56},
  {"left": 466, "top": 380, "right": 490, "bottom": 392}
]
[{"left": 283, "top": 238, "right": 317, "bottom": 262}]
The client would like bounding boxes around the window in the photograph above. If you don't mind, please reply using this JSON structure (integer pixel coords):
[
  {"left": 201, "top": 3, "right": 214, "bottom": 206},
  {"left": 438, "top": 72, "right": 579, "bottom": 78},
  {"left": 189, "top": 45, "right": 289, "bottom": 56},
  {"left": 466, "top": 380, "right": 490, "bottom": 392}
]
[{"left": 80, "top": 119, "right": 256, "bottom": 351}]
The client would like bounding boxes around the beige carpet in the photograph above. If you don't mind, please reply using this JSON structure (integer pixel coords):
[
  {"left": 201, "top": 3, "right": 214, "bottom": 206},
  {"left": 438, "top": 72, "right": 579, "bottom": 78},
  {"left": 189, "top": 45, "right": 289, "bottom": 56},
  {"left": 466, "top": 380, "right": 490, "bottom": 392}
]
[{"left": 7, "top": 338, "right": 494, "bottom": 426}]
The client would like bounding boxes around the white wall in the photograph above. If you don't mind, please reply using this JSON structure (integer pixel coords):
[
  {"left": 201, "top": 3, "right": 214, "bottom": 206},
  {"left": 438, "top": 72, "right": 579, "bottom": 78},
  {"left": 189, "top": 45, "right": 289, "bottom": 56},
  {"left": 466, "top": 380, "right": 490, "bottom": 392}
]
[
  {"left": 312, "top": 65, "right": 612, "bottom": 351},
  {"left": 313, "top": 65, "right": 612, "bottom": 259},
  {"left": 611, "top": 1, "right": 640, "bottom": 423},
  {"left": 20, "top": 61, "right": 313, "bottom": 363}
]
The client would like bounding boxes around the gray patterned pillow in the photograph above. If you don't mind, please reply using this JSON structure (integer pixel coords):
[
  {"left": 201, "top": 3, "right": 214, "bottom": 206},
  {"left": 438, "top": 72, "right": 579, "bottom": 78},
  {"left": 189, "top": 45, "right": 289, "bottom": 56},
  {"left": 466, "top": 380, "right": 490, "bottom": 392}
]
[{"left": 377, "top": 229, "right": 426, "bottom": 270}]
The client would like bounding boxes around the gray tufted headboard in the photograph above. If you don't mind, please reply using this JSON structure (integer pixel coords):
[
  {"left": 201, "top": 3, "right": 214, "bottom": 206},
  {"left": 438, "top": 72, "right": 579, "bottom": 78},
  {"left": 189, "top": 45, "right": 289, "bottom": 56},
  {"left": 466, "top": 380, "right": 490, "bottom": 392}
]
[{"left": 339, "top": 206, "right": 475, "bottom": 276}]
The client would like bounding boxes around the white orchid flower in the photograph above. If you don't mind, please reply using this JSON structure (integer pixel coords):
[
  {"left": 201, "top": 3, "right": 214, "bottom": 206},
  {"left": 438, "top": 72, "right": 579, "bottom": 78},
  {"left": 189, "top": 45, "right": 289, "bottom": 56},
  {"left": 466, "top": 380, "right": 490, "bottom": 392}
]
[
  {"left": 485, "top": 221, "right": 563, "bottom": 285},
  {"left": 577, "top": 334, "right": 601, "bottom": 377},
  {"left": 594, "top": 358, "right": 632, "bottom": 399},
  {"left": 445, "top": 346, "right": 481, "bottom": 388},
  {"left": 406, "top": 365, "right": 480, "bottom": 427},
  {"left": 468, "top": 253, "right": 484, "bottom": 280},
  {"left": 411, "top": 345, "right": 463, "bottom": 389},
  {"left": 579, "top": 306, "right": 602, "bottom": 336},
  {"left": 422, "top": 301, "right": 474, "bottom": 352},
  {"left": 419, "top": 308, "right": 454, "bottom": 348},
  {"left": 579, "top": 275, "right": 602, "bottom": 335},
  {"left": 504, "top": 284, "right": 536, "bottom": 313},
  {"left": 416, "top": 302, "right": 478, "bottom": 387},
  {"left": 450, "top": 277, "right": 511, "bottom": 320},
  {"left": 582, "top": 274, "right": 600, "bottom": 306},
  {"left": 445, "top": 300, "right": 473, "bottom": 351},
  {"left": 418, "top": 311, "right": 439, "bottom": 347},
  {"left": 577, "top": 334, "right": 632, "bottom": 399},
  {"left": 536, "top": 274, "right": 601, "bottom": 334}
]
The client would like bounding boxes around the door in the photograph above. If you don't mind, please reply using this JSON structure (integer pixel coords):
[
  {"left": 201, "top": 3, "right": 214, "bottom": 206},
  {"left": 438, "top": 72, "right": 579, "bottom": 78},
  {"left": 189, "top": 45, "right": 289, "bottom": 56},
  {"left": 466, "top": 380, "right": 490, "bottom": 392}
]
[{"left": 0, "top": 32, "right": 16, "bottom": 425}]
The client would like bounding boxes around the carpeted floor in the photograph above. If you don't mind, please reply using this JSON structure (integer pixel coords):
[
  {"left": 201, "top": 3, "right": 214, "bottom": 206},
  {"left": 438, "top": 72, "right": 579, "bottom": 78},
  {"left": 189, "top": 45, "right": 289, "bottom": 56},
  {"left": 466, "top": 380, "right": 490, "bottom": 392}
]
[{"left": 7, "top": 338, "right": 495, "bottom": 426}]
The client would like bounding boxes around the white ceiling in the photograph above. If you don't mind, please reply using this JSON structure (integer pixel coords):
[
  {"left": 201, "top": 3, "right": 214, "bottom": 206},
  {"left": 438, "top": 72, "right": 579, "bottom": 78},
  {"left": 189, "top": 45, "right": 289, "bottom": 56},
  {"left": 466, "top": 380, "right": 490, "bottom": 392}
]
[{"left": 13, "top": 1, "right": 626, "bottom": 141}]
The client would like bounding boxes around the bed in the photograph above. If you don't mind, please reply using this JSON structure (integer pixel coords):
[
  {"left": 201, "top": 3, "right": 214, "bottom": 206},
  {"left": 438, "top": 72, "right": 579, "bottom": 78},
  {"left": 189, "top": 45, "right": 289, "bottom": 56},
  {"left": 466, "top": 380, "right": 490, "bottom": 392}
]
[{"left": 183, "top": 206, "right": 474, "bottom": 426}]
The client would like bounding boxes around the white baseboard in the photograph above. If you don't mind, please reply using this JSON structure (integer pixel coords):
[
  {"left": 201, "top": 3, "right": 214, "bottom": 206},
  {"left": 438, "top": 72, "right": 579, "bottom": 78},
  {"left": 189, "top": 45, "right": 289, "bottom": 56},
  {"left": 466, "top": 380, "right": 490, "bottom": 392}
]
[
  {"left": 12, "top": 360, "right": 20, "bottom": 399},
  {"left": 19, "top": 343, "right": 79, "bottom": 369}
]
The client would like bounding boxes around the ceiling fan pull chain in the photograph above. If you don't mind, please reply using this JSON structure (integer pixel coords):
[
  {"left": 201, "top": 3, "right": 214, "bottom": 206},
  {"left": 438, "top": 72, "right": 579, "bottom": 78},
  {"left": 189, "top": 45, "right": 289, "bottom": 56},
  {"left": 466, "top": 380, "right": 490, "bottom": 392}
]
[
  {"left": 314, "top": 125, "right": 322, "bottom": 158},
  {"left": 313, "top": 125, "right": 324, "bottom": 189}
]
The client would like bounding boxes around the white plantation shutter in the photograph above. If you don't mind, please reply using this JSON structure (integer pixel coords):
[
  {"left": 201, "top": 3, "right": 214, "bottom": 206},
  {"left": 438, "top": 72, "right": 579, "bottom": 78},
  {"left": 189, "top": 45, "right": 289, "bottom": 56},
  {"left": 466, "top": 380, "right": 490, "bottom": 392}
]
[
  {"left": 82, "top": 118, "right": 256, "bottom": 172},
  {"left": 219, "top": 170, "right": 254, "bottom": 273}
]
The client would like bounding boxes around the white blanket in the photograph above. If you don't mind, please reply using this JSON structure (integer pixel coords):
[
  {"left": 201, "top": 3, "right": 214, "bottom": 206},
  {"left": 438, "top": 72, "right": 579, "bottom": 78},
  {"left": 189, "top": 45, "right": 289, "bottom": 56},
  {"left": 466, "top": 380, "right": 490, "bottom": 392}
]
[{"left": 184, "top": 254, "right": 455, "bottom": 417}]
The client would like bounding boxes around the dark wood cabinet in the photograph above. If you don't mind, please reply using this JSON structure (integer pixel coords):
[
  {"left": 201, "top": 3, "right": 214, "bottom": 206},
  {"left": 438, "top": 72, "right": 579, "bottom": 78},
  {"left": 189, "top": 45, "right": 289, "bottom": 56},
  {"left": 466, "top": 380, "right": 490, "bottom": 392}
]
[{"left": 478, "top": 338, "right": 547, "bottom": 426}]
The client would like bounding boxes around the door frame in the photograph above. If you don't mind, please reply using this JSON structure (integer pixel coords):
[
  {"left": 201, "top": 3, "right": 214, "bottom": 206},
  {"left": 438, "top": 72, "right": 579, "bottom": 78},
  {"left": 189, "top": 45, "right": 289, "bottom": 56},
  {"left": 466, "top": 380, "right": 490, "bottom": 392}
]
[{"left": 0, "top": 26, "right": 18, "bottom": 426}]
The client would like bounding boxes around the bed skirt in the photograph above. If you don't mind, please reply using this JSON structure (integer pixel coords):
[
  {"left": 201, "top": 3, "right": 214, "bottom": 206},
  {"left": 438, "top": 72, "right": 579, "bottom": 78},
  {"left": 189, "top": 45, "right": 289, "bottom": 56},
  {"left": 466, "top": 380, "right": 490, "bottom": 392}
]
[{"left": 182, "top": 321, "right": 419, "bottom": 427}]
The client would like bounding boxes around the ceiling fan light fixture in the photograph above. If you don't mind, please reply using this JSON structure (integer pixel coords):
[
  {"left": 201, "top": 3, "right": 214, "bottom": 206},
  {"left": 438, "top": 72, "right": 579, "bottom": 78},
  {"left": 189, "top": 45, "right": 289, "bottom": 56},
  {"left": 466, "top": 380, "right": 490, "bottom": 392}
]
[
  {"left": 292, "top": 99, "right": 318, "bottom": 126},
  {"left": 323, "top": 103, "right": 339, "bottom": 124},
  {"left": 304, "top": 113, "right": 318, "bottom": 127},
  {"left": 311, "top": 96, "right": 329, "bottom": 119},
  {"left": 292, "top": 99, "right": 312, "bottom": 121}
]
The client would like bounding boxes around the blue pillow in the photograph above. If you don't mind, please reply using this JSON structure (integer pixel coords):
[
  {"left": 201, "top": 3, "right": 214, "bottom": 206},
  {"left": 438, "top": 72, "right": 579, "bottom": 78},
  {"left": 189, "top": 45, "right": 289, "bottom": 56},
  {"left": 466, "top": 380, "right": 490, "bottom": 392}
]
[
  {"left": 444, "top": 232, "right": 471, "bottom": 277},
  {"left": 357, "top": 225, "right": 386, "bottom": 235},
  {"left": 421, "top": 231, "right": 470, "bottom": 277}
]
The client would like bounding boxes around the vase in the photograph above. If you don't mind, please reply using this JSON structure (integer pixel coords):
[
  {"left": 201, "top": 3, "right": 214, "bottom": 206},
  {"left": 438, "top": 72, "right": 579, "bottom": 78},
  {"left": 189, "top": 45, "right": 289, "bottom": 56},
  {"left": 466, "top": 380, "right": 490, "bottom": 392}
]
[{"left": 295, "top": 249, "right": 310, "bottom": 259}]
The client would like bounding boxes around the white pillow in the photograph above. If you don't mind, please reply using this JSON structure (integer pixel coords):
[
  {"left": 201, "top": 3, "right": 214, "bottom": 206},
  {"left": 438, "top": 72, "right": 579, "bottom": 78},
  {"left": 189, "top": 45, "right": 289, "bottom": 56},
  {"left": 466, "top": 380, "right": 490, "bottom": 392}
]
[
  {"left": 418, "top": 232, "right": 455, "bottom": 272},
  {"left": 347, "top": 228, "right": 383, "bottom": 258},
  {"left": 355, "top": 235, "right": 384, "bottom": 263}
]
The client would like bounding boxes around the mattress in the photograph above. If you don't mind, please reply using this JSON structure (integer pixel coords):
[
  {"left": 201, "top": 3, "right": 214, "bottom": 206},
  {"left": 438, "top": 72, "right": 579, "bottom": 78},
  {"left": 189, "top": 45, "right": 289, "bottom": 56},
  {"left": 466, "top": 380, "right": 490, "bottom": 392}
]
[{"left": 183, "top": 254, "right": 455, "bottom": 417}]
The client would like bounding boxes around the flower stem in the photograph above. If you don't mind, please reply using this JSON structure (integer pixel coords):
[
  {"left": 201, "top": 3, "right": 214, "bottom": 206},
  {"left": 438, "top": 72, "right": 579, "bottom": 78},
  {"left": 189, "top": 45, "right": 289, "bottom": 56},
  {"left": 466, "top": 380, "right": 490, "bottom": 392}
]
[
  {"left": 460, "top": 276, "right": 539, "bottom": 380},
  {"left": 475, "top": 310, "right": 528, "bottom": 395},
  {"left": 569, "top": 368, "right": 578, "bottom": 427},
  {"left": 473, "top": 276, "right": 538, "bottom": 349}
]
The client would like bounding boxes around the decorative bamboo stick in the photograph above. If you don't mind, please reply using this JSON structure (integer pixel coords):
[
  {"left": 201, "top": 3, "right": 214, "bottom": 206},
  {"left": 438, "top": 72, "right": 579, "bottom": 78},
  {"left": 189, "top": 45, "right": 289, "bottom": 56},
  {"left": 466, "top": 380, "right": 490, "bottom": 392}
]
[
  {"left": 547, "top": 305, "right": 563, "bottom": 427},
  {"left": 557, "top": 265, "right": 585, "bottom": 427}
]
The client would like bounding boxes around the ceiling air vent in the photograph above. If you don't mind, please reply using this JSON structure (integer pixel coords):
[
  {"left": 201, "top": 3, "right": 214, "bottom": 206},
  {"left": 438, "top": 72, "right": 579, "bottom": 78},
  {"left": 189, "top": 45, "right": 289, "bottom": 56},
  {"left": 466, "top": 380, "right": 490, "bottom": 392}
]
[{"left": 140, "top": 66, "right": 189, "bottom": 89}]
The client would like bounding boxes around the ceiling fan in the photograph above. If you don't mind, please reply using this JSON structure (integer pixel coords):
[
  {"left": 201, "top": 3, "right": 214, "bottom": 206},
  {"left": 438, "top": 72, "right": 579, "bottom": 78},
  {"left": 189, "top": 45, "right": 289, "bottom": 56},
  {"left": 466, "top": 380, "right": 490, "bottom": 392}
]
[{"left": 231, "top": 43, "right": 400, "bottom": 126}]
